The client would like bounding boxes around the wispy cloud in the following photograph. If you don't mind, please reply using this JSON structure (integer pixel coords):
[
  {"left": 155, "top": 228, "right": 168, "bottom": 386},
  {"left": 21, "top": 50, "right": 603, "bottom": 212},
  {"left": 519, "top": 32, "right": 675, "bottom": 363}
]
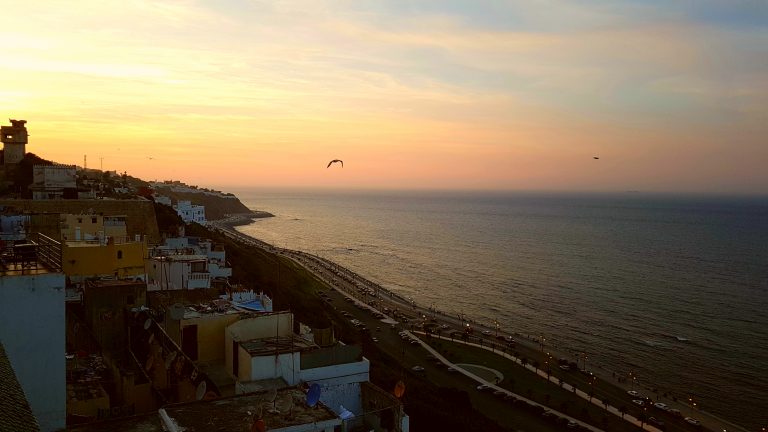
[{"left": 1, "top": 0, "right": 766, "bottom": 191}]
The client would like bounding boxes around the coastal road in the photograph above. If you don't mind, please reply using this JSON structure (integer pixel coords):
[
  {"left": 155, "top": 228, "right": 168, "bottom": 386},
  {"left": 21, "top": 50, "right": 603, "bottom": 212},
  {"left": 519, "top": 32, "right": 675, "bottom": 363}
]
[{"left": 211, "top": 220, "right": 728, "bottom": 432}]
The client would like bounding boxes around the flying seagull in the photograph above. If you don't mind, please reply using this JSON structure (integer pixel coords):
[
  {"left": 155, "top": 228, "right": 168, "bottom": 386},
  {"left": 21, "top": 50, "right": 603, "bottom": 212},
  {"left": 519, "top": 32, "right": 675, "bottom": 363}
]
[
  {"left": 593, "top": 156, "right": 600, "bottom": 160},
  {"left": 327, "top": 159, "right": 343, "bottom": 168}
]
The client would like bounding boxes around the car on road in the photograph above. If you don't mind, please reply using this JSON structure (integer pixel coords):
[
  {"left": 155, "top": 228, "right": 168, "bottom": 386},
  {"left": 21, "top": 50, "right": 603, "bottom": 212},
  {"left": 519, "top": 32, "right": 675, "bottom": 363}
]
[
  {"left": 559, "top": 364, "right": 571, "bottom": 371},
  {"left": 566, "top": 421, "right": 578, "bottom": 429},
  {"left": 648, "top": 417, "right": 665, "bottom": 429},
  {"left": 411, "top": 366, "right": 425, "bottom": 373},
  {"left": 476, "top": 384, "right": 491, "bottom": 391},
  {"left": 492, "top": 390, "right": 507, "bottom": 397},
  {"left": 446, "top": 367, "right": 457, "bottom": 372},
  {"left": 631, "top": 399, "right": 645, "bottom": 406},
  {"left": 627, "top": 390, "right": 640, "bottom": 397},
  {"left": 409, "top": 339, "right": 420, "bottom": 345},
  {"left": 371, "top": 337, "right": 379, "bottom": 343},
  {"left": 684, "top": 417, "right": 701, "bottom": 426},
  {"left": 481, "top": 330, "right": 493, "bottom": 336},
  {"left": 653, "top": 402, "right": 669, "bottom": 411}
]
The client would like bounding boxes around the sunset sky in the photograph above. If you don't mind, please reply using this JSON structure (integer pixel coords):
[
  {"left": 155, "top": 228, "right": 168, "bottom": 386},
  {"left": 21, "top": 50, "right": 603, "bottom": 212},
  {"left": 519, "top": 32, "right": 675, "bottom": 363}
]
[{"left": 2, "top": 1, "right": 766, "bottom": 192}]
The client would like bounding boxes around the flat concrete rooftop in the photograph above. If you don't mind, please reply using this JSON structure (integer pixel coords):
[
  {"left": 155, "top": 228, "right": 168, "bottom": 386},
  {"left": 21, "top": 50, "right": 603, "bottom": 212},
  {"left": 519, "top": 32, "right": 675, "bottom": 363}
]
[
  {"left": 162, "top": 387, "right": 339, "bottom": 431},
  {"left": 241, "top": 336, "right": 318, "bottom": 357}
]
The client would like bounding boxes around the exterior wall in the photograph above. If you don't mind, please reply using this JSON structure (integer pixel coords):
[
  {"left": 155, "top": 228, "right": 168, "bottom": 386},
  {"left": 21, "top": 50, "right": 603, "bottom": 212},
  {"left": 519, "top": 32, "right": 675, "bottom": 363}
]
[
  {"left": 104, "top": 216, "right": 128, "bottom": 239},
  {"left": 227, "top": 313, "right": 293, "bottom": 342},
  {"left": 174, "top": 200, "right": 206, "bottom": 225},
  {"left": 180, "top": 313, "right": 241, "bottom": 363},
  {"left": 225, "top": 313, "right": 293, "bottom": 379},
  {"left": 317, "top": 382, "right": 361, "bottom": 418},
  {"left": 32, "top": 165, "right": 76, "bottom": 199},
  {"left": 300, "top": 359, "right": 369, "bottom": 415},
  {"left": 61, "top": 214, "right": 103, "bottom": 241},
  {"left": 0, "top": 214, "right": 29, "bottom": 240},
  {"left": 146, "top": 257, "right": 210, "bottom": 290},
  {"left": 0, "top": 273, "right": 66, "bottom": 432},
  {"left": 83, "top": 282, "right": 147, "bottom": 353},
  {"left": 33, "top": 165, "right": 76, "bottom": 189},
  {"left": 248, "top": 351, "right": 300, "bottom": 383},
  {"left": 3, "top": 142, "right": 25, "bottom": 164},
  {"left": 1, "top": 120, "right": 28, "bottom": 164},
  {"left": 237, "top": 344, "right": 252, "bottom": 381},
  {"left": 63, "top": 241, "right": 147, "bottom": 280}
]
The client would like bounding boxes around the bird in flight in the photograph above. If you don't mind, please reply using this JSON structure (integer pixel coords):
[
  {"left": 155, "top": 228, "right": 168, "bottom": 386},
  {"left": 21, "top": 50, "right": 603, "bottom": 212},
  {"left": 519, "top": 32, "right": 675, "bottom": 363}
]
[
  {"left": 593, "top": 156, "right": 600, "bottom": 160},
  {"left": 327, "top": 159, "right": 343, "bottom": 168}
]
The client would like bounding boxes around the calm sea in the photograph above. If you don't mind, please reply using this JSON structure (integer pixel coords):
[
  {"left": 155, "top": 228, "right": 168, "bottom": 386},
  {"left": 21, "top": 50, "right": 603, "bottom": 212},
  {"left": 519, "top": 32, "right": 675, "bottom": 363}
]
[{"left": 232, "top": 188, "right": 768, "bottom": 428}]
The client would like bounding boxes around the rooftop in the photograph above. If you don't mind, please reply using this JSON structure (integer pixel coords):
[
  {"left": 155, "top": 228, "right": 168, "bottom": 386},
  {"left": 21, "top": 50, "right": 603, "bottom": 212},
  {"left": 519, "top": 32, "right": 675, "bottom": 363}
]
[
  {"left": 67, "top": 412, "right": 162, "bottom": 432},
  {"left": 241, "top": 336, "right": 318, "bottom": 357},
  {"left": 162, "top": 387, "right": 339, "bottom": 431},
  {"left": 0, "top": 234, "right": 61, "bottom": 276}
]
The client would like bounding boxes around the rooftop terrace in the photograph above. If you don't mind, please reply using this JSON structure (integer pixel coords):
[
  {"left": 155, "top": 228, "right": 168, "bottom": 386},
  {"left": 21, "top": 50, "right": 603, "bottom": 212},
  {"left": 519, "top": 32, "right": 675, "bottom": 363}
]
[
  {"left": 241, "top": 336, "right": 318, "bottom": 357},
  {"left": 0, "top": 233, "right": 61, "bottom": 276},
  {"left": 162, "top": 387, "right": 340, "bottom": 431}
]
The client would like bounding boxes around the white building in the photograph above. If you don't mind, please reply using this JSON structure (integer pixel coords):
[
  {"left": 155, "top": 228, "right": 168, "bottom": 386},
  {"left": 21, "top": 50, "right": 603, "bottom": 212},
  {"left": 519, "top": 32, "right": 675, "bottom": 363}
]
[
  {"left": 173, "top": 200, "right": 206, "bottom": 225},
  {"left": 153, "top": 236, "right": 232, "bottom": 279},
  {"left": 154, "top": 195, "right": 172, "bottom": 206},
  {"left": 225, "top": 313, "right": 373, "bottom": 422},
  {"left": 0, "top": 242, "right": 66, "bottom": 431},
  {"left": 31, "top": 164, "right": 76, "bottom": 200},
  {"left": 146, "top": 254, "right": 211, "bottom": 291}
]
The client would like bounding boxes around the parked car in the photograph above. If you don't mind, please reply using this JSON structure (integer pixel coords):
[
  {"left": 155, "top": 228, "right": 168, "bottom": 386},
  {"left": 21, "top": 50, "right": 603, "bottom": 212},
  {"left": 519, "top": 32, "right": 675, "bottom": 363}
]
[
  {"left": 411, "top": 365, "right": 425, "bottom": 373},
  {"left": 476, "top": 384, "right": 491, "bottom": 391}
]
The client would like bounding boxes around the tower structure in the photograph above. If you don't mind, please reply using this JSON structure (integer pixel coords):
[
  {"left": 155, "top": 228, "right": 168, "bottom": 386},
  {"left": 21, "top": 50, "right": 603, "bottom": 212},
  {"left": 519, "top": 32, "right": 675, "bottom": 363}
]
[{"left": 1, "top": 119, "right": 28, "bottom": 164}]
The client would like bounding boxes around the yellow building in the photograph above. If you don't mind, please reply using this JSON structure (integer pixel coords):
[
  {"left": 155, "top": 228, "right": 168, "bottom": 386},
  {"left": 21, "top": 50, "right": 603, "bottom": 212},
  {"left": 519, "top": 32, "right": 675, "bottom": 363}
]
[
  {"left": 62, "top": 238, "right": 147, "bottom": 281},
  {"left": 61, "top": 214, "right": 129, "bottom": 242}
]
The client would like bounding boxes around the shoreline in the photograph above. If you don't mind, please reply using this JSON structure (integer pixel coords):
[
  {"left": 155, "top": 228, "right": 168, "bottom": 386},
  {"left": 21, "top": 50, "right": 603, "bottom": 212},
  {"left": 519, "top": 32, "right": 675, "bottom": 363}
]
[
  {"left": 209, "top": 219, "right": 748, "bottom": 432},
  {"left": 212, "top": 211, "right": 274, "bottom": 228}
]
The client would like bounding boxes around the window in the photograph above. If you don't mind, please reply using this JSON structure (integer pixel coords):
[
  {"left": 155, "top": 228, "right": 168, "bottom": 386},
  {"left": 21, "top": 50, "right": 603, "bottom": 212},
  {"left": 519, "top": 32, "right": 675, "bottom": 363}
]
[
  {"left": 127, "top": 295, "right": 135, "bottom": 305},
  {"left": 117, "top": 250, "right": 123, "bottom": 259},
  {"left": 92, "top": 217, "right": 97, "bottom": 223},
  {"left": 77, "top": 218, "right": 83, "bottom": 223}
]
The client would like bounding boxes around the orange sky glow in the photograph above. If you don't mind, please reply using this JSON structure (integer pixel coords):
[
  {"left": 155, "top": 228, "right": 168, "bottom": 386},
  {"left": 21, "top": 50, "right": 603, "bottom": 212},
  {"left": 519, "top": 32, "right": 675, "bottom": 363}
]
[{"left": 2, "top": 1, "right": 766, "bottom": 193}]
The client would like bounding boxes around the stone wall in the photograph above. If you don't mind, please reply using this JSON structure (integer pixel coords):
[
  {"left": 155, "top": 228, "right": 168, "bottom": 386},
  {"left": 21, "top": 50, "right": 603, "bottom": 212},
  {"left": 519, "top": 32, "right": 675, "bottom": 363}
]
[{"left": 0, "top": 199, "right": 161, "bottom": 244}]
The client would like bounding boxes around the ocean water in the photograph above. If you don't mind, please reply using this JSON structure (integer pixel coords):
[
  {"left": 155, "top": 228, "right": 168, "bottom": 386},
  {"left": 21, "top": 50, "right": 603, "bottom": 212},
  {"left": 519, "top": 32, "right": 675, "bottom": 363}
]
[{"left": 232, "top": 189, "right": 768, "bottom": 428}]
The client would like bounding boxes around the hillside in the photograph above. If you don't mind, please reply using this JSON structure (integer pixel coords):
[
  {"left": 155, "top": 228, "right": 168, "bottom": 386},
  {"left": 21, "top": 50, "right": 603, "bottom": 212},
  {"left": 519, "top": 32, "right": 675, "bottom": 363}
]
[{"left": 151, "top": 184, "right": 265, "bottom": 220}]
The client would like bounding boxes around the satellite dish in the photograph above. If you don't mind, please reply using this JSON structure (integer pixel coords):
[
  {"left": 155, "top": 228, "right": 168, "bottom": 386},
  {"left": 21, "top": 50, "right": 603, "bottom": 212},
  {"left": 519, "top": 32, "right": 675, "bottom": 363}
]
[
  {"left": 170, "top": 303, "right": 185, "bottom": 320},
  {"left": 306, "top": 384, "right": 321, "bottom": 407},
  {"left": 143, "top": 318, "right": 152, "bottom": 330},
  {"left": 196, "top": 381, "right": 207, "bottom": 400}
]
